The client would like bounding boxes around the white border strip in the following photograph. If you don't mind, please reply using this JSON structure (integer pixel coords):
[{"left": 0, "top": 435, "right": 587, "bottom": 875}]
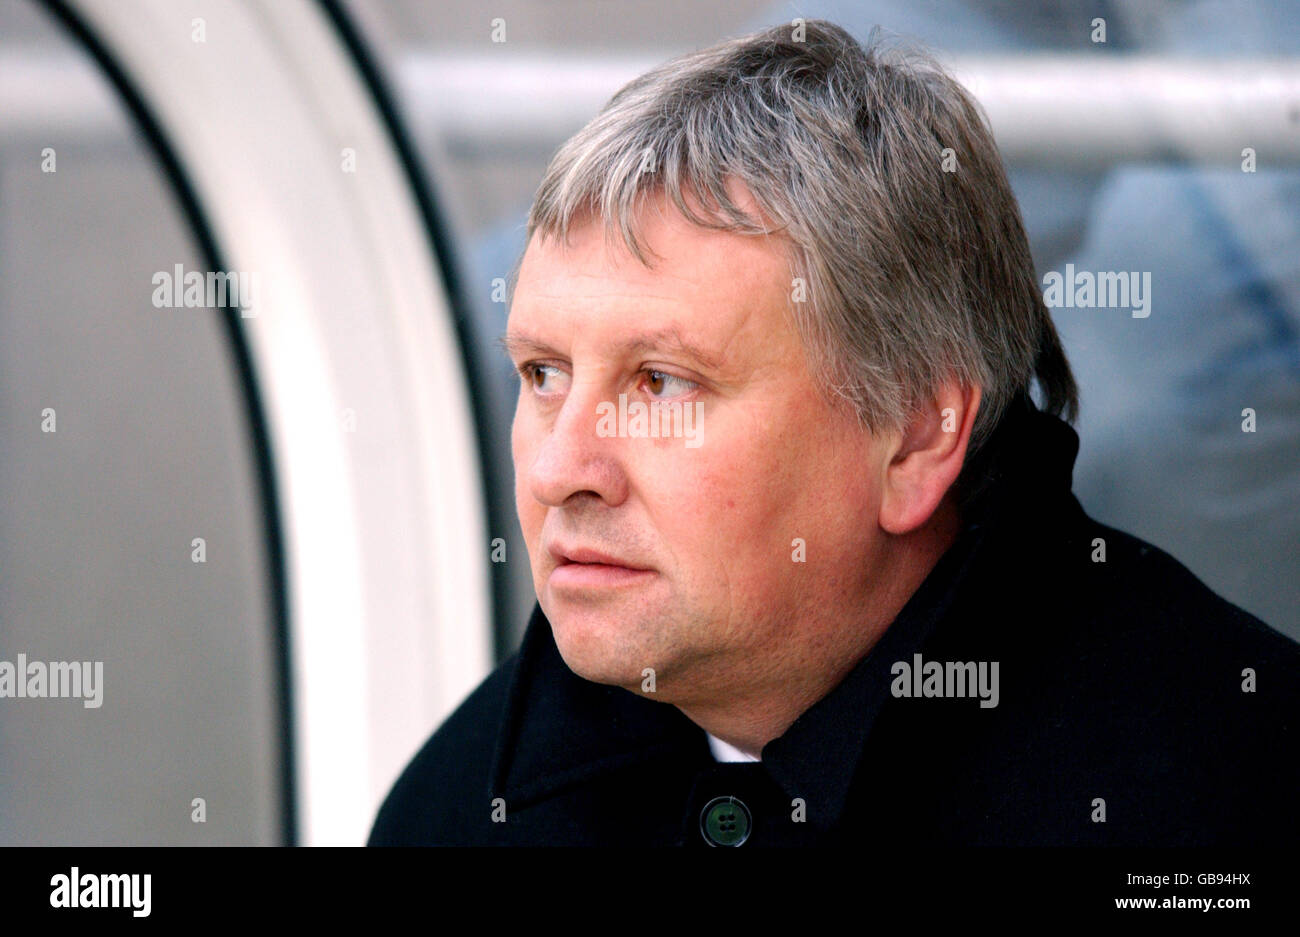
[{"left": 69, "top": 0, "right": 493, "bottom": 845}]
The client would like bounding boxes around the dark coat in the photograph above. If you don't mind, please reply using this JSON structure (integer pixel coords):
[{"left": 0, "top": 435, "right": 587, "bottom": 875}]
[{"left": 369, "top": 399, "right": 1300, "bottom": 846}]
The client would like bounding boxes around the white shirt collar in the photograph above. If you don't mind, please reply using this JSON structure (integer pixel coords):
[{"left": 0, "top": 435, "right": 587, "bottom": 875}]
[{"left": 706, "top": 731, "right": 761, "bottom": 762}]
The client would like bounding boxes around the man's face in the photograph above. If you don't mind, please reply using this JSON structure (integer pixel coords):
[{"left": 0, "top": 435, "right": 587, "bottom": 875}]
[{"left": 507, "top": 190, "right": 894, "bottom": 705}]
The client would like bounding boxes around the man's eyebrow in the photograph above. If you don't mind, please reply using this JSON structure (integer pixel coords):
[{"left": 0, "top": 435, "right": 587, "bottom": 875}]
[
  {"left": 498, "top": 328, "right": 724, "bottom": 370},
  {"left": 497, "top": 333, "right": 552, "bottom": 360}
]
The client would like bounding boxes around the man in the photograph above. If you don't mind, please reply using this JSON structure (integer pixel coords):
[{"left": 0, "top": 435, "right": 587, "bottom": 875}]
[{"left": 370, "top": 20, "right": 1299, "bottom": 846}]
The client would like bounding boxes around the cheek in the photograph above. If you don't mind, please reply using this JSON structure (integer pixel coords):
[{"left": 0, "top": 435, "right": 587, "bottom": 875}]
[
  {"left": 657, "top": 432, "right": 796, "bottom": 581},
  {"left": 672, "top": 406, "right": 872, "bottom": 588},
  {"left": 509, "top": 397, "right": 527, "bottom": 466},
  {"left": 511, "top": 413, "right": 542, "bottom": 537}
]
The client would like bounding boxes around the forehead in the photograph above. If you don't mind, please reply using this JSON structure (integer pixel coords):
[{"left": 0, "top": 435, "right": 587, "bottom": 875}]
[{"left": 510, "top": 191, "right": 793, "bottom": 331}]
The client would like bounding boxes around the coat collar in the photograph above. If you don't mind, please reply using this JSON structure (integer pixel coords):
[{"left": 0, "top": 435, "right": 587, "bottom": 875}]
[{"left": 490, "top": 394, "right": 1081, "bottom": 829}]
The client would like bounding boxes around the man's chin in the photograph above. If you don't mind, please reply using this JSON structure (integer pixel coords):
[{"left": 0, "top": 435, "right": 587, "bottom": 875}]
[{"left": 545, "top": 606, "right": 659, "bottom": 691}]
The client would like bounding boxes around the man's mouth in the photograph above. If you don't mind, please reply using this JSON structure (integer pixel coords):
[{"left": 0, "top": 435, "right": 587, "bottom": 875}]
[{"left": 547, "top": 544, "right": 656, "bottom": 589}]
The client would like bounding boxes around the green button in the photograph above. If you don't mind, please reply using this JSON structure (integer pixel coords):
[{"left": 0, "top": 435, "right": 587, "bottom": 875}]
[{"left": 700, "top": 796, "right": 752, "bottom": 846}]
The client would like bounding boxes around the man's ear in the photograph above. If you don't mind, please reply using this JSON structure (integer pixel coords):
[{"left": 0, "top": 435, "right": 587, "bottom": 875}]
[{"left": 878, "top": 382, "right": 982, "bottom": 535}]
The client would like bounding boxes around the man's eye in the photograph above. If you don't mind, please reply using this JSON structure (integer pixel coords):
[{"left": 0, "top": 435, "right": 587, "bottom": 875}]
[
  {"left": 518, "top": 363, "right": 563, "bottom": 393},
  {"left": 643, "top": 369, "right": 698, "bottom": 398}
]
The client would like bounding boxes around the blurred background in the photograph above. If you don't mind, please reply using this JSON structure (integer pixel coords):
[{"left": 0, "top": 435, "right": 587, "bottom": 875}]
[{"left": 1, "top": 0, "right": 1296, "bottom": 845}]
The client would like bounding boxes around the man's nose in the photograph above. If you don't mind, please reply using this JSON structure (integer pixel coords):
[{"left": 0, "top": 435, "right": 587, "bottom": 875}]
[{"left": 526, "top": 381, "right": 629, "bottom": 508}]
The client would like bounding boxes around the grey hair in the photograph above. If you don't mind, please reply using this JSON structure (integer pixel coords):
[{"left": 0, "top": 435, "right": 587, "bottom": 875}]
[{"left": 523, "top": 19, "right": 1077, "bottom": 475}]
